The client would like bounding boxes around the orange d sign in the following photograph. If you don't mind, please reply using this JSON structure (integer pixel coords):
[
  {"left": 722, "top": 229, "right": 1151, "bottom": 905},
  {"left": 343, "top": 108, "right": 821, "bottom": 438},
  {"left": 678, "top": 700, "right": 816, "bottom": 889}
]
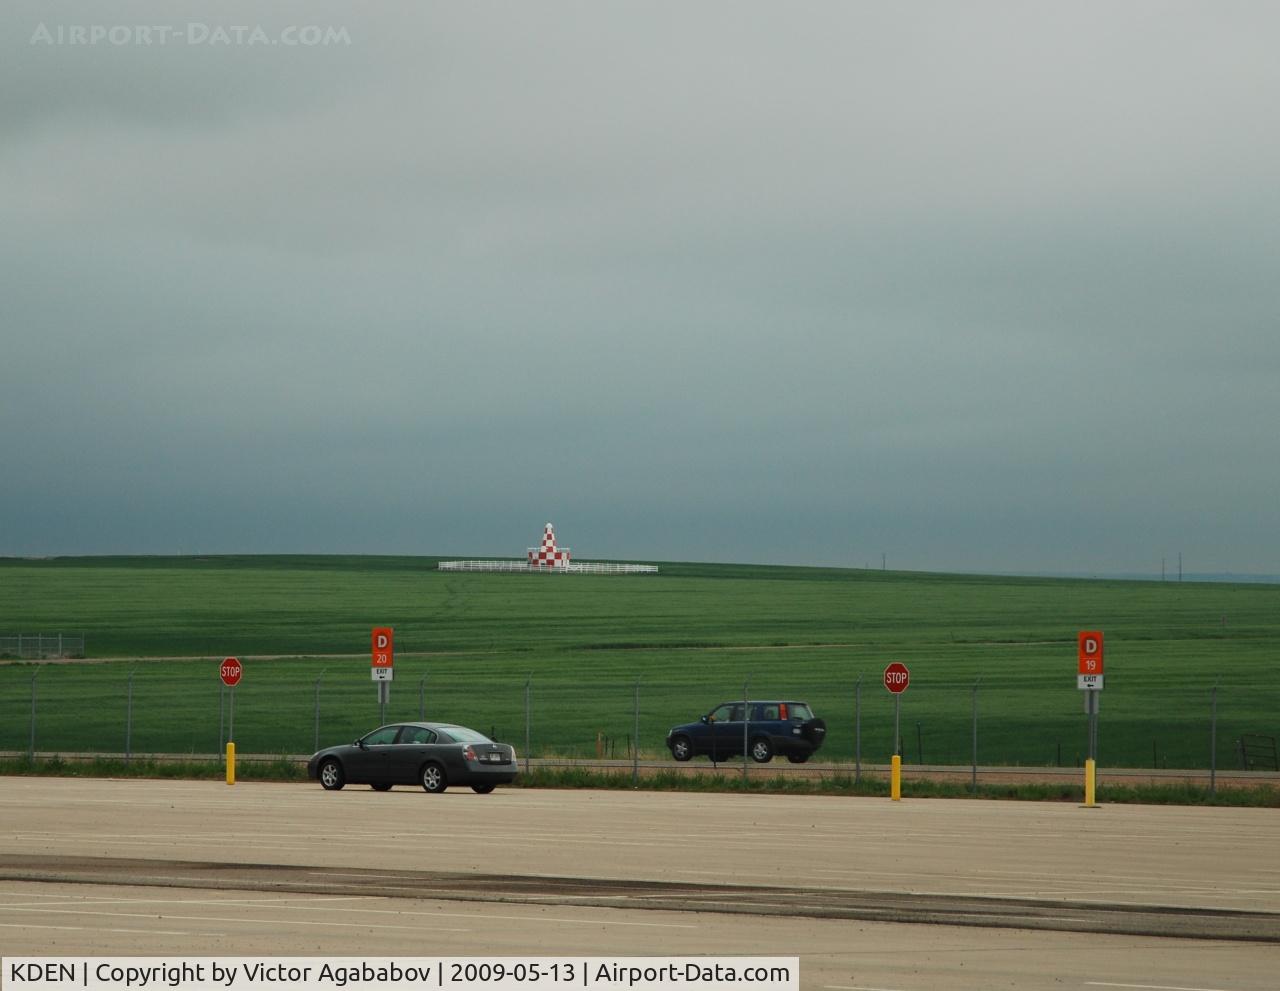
[
  {"left": 372, "top": 627, "right": 394, "bottom": 668},
  {"left": 1078, "top": 631, "right": 1104, "bottom": 690},
  {"left": 1078, "top": 631, "right": 1104, "bottom": 675}
]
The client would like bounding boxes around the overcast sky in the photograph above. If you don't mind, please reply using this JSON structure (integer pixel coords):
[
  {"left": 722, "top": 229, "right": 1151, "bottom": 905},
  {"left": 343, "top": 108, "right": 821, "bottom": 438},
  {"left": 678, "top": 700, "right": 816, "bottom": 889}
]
[{"left": 3, "top": 2, "right": 1278, "bottom": 574}]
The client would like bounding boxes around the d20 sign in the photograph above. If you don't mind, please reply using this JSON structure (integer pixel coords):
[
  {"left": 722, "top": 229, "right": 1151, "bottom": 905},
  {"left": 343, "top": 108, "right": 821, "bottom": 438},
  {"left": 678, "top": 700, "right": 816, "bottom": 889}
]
[{"left": 372, "top": 627, "right": 394, "bottom": 667}]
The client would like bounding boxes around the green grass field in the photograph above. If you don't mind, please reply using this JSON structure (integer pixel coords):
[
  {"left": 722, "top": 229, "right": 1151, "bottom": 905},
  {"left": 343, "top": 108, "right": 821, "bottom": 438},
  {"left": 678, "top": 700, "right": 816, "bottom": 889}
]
[{"left": 1, "top": 555, "right": 1277, "bottom": 770}]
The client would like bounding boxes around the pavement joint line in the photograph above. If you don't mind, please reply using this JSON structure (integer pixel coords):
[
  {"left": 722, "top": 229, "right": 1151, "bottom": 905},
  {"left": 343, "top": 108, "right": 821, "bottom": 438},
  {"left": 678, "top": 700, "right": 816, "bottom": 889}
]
[
  {"left": 823, "top": 985, "right": 908, "bottom": 991},
  {"left": 0, "top": 921, "right": 226, "bottom": 936},
  {"left": 3, "top": 857, "right": 1279, "bottom": 943},
  {"left": 1085, "top": 983, "right": 1238, "bottom": 991},
  {"left": 0, "top": 905, "right": 470, "bottom": 933},
  {"left": 0, "top": 891, "right": 700, "bottom": 929}
]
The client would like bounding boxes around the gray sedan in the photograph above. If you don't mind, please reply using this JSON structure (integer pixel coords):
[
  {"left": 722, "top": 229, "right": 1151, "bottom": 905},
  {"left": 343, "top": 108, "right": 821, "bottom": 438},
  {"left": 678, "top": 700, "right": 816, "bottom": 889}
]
[{"left": 307, "top": 722, "right": 519, "bottom": 794}]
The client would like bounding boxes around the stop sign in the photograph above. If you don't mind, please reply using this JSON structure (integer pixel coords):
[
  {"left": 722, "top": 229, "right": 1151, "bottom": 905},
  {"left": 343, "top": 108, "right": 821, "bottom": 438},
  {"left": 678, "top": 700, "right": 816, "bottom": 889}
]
[
  {"left": 220, "top": 656, "right": 242, "bottom": 687},
  {"left": 883, "top": 662, "right": 910, "bottom": 694}
]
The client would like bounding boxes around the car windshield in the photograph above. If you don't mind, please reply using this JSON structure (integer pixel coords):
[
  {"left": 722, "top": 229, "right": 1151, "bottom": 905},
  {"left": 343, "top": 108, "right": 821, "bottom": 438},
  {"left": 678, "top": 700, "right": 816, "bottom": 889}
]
[{"left": 437, "top": 726, "right": 492, "bottom": 744}]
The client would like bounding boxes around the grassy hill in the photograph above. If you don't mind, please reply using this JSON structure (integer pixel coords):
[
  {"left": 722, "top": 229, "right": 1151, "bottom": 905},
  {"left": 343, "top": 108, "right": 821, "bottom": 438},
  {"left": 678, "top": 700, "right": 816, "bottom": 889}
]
[{"left": 1, "top": 555, "right": 1277, "bottom": 770}]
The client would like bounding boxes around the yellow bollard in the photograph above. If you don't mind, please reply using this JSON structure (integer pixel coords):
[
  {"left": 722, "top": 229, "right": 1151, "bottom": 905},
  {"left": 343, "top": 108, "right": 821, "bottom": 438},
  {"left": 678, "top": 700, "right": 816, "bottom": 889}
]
[
  {"left": 1084, "top": 758, "right": 1096, "bottom": 807},
  {"left": 226, "top": 742, "right": 236, "bottom": 786},
  {"left": 890, "top": 754, "right": 902, "bottom": 801}
]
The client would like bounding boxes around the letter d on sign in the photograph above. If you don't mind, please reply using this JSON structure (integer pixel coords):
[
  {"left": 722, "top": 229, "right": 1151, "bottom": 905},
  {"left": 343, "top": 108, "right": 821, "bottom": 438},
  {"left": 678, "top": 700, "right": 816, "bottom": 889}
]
[{"left": 371, "top": 626, "right": 395, "bottom": 668}]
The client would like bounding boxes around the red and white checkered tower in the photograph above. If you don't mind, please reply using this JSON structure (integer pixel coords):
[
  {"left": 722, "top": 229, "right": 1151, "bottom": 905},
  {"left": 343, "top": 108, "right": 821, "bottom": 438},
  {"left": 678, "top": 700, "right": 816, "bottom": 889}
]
[{"left": 527, "top": 522, "right": 572, "bottom": 570}]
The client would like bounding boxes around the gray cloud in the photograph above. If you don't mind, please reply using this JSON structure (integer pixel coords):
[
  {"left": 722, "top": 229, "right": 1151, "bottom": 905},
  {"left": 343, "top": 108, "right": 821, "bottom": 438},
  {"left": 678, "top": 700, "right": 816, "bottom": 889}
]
[{"left": 2, "top": 2, "right": 1278, "bottom": 572}]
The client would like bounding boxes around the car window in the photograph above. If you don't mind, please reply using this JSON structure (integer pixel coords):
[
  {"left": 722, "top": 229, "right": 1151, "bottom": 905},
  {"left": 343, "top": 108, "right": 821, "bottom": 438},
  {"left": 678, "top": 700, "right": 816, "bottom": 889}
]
[
  {"left": 711, "top": 704, "right": 744, "bottom": 722},
  {"left": 398, "top": 726, "right": 436, "bottom": 744},
  {"left": 363, "top": 726, "right": 400, "bottom": 746},
  {"left": 755, "top": 704, "right": 780, "bottom": 721},
  {"left": 436, "top": 726, "right": 492, "bottom": 744},
  {"left": 789, "top": 703, "right": 812, "bottom": 721}
]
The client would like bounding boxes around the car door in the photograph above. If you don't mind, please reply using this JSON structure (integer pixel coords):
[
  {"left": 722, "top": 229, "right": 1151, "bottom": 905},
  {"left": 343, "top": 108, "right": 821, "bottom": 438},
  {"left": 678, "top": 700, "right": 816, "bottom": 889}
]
[
  {"left": 345, "top": 725, "right": 402, "bottom": 784},
  {"left": 389, "top": 725, "right": 438, "bottom": 783},
  {"left": 707, "top": 702, "right": 745, "bottom": 761},
  {"left": 752, "top": 702, "right": 782, "bottom": 749}
]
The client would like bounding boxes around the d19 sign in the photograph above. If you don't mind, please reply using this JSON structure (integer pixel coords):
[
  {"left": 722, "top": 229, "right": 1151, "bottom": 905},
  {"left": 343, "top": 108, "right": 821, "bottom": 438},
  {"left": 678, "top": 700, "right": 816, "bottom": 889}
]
[
  {"left": 1077, "top": 630, "right": 1105, "bottom": 690},
  {"left": 1077, "top": 631, "right": 1104, "bottom": 674}
]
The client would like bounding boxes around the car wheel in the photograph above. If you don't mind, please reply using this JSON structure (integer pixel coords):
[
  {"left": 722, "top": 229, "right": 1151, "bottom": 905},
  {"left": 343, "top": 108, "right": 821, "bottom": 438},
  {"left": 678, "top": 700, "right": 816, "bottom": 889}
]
[
  {"left": 371, "top": 782, "right": 393, "bottom": 791},
  {"left": 787, "top": 753, "right": 810, "bottom": 764},
  {"left": 471, "top": 784, "right": 496, "bottom": 794},
  {"left": 749, "top": 737, "right": 773, "bottom": 763},
  {"left": 670, "top": 736, "right": 693, "bottom": 762},
  {"left": 420, "top": 762, "right": 448, "bottom": 793},
  {"left": 318, "top": 758, "right": 345, "bottom": 791}
]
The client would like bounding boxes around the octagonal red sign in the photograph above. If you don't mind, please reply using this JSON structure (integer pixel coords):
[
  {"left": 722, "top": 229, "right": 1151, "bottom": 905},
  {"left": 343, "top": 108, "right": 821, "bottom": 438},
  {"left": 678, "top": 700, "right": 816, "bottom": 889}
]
[
  {"left": 883, "top": 662, "right": 910, "bottom": 694},
  {"left": 220, "top": 656, "right": 242, "bottom": 687}
]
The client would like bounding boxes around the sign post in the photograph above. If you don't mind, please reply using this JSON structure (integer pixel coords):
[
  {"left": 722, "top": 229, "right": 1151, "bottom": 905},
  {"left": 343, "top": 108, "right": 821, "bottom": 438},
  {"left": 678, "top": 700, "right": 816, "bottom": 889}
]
[
  {"left": 1077, "top": 631, "right": 1104, "bottom": 807},
  {"left": 372, "top": 627, "right": 394, "bottom": 724},
  {"left": 883, "top": 662, "right": 910, "bottom": 801},
  {"left": 219, "top": 657, "right": 242, "bottom": 785}
]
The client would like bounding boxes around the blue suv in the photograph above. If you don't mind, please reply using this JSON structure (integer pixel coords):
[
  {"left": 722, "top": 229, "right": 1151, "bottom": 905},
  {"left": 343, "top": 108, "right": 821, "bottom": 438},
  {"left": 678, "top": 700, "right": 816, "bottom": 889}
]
[{"left": 666, "top": 700, "right": 826, "bottom": 764}]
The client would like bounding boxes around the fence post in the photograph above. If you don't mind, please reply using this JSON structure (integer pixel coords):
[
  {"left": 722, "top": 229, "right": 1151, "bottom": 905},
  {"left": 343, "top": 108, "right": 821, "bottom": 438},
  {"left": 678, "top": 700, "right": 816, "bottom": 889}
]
[
  {"left": 854, "top": 675, "right": 862, "bottom": 786},
  {"left": 742, "top": 676, "right": 750, "bottom": 784},
  {"left": 632, "top": 677, "right": 640, "bottom": 788},
  {"left": 126, "top": 669, "right": 135, "bottom": 765},
  {"left": 524, "top": 673, "right": 531, "bottom": 774},
  {"left": 314, "top": 670, "right": 326, "bottom": 753},
  {"left": 1209, "top": 682, "right": 1218, "bottom": 797},
  {"left": 28, "top": 669, "right": 38, "bottom": 760},
  {"left": 419, "top": 672, "right": 427, "bottom": 721},
  {"left": 971, "top": 678, "right": 980, "bottom": 793}
]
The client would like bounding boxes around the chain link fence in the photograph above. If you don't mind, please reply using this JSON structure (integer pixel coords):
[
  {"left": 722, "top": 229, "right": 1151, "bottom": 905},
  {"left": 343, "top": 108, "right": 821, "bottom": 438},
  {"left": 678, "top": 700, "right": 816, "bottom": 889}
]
[
  {"left": 0, "top": 634, "right": 85, "bottom": 659},
  {"left": 1, "top": 660, "right": 1276, "bottom": 786}
]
